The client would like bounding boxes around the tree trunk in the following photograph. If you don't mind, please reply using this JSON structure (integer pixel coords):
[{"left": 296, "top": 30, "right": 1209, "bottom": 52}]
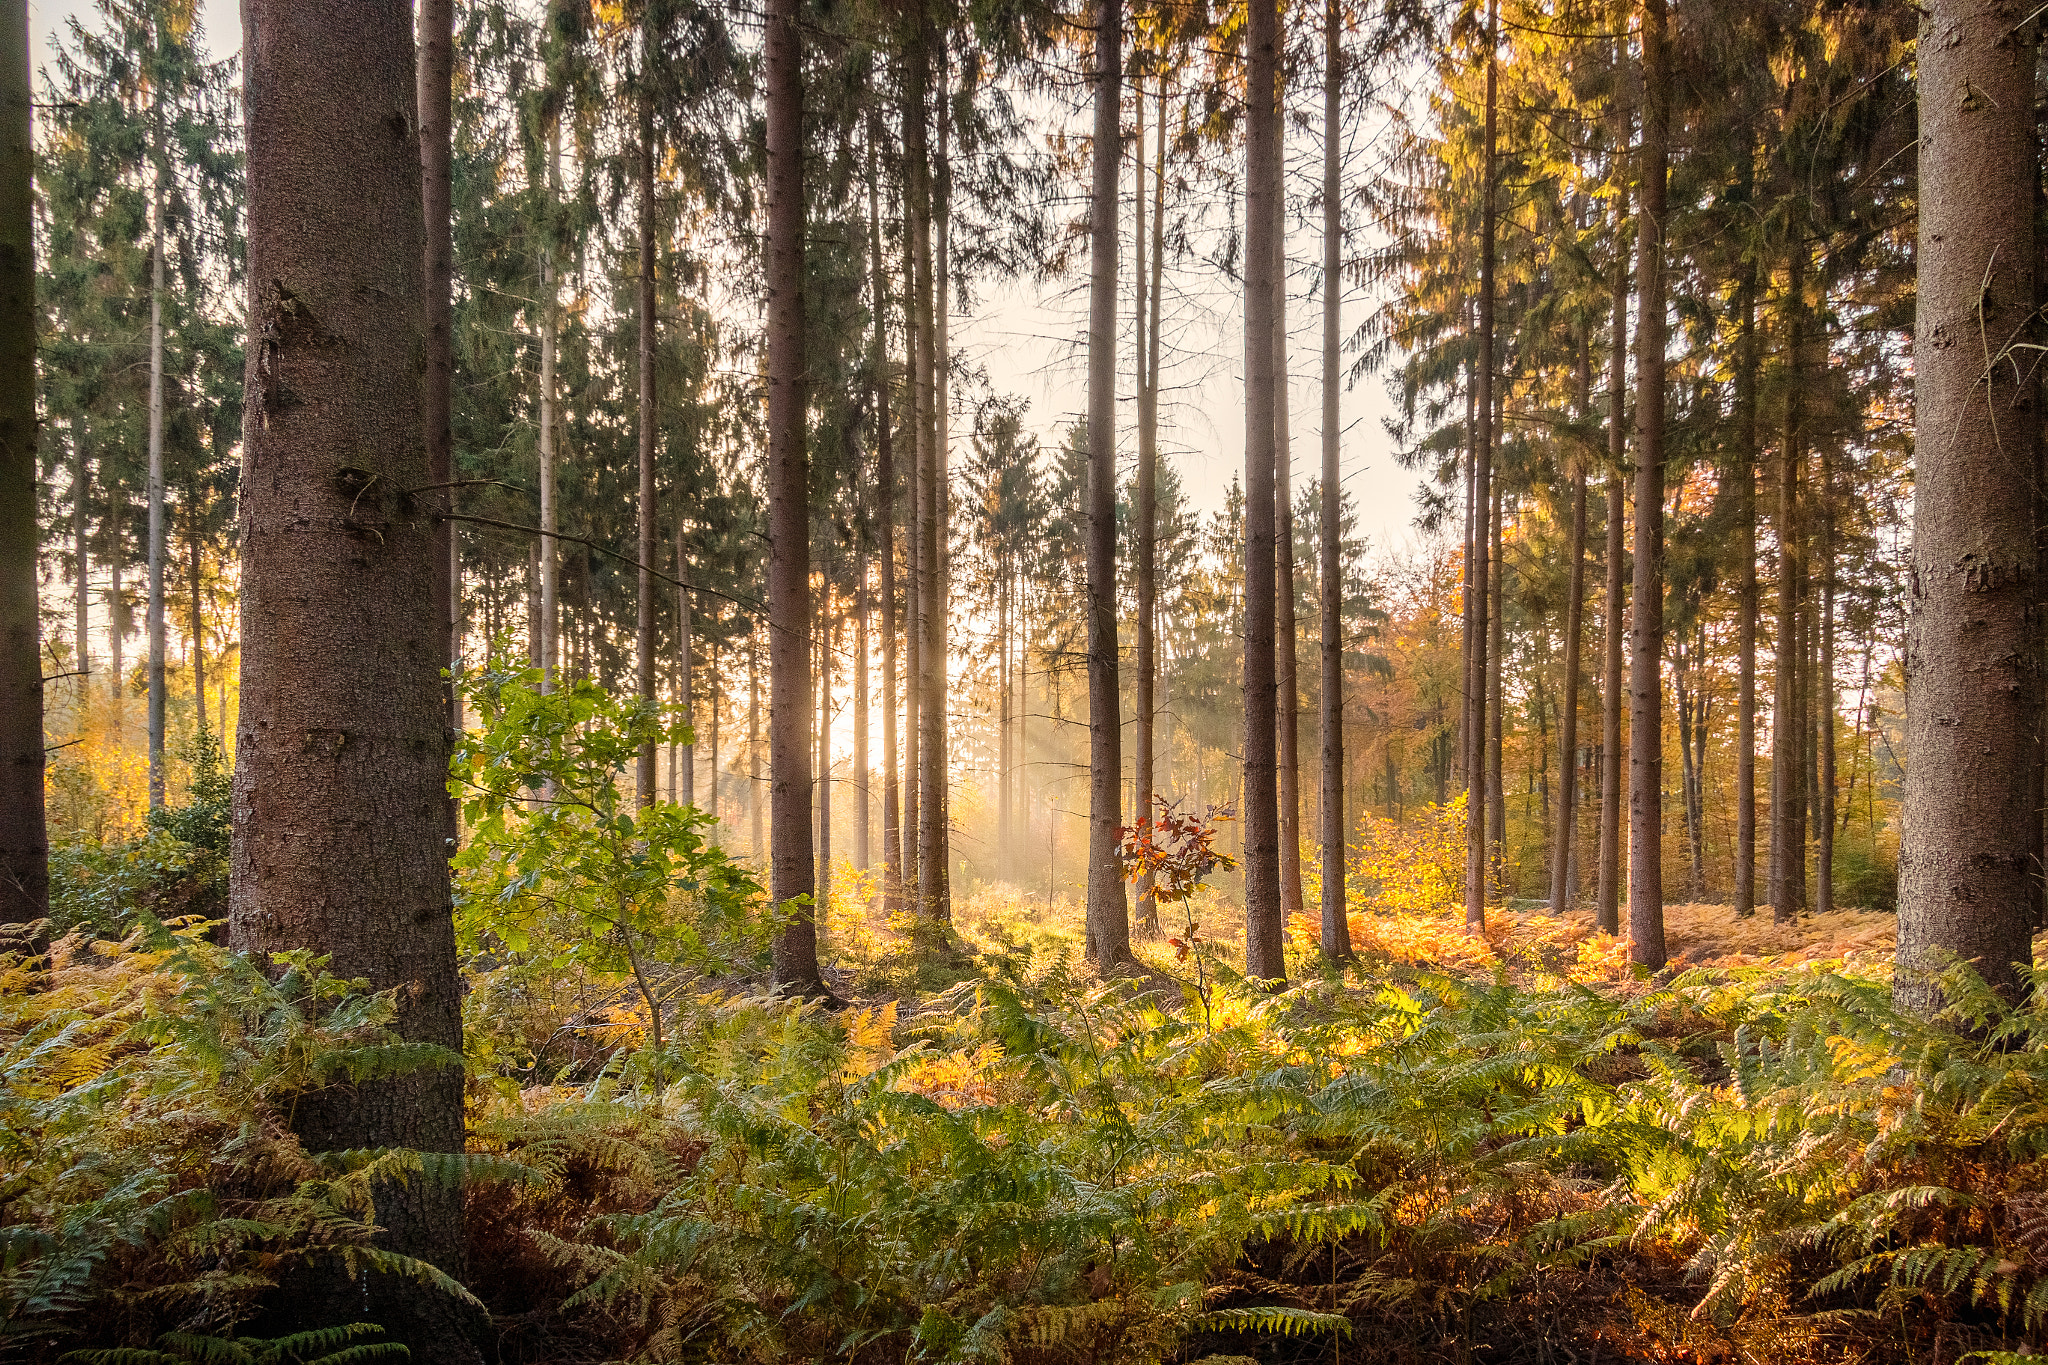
[
  {"left": 679, "top": 572, "right": 694, "bottom": 806},
  {"left": 146, "top": 75, "right": 167, "bottom": 810},
  {"left": 1463, "top": 0, "right": 1497, "bottom": 932},
  {"left": 921, "top": 54, "right": 952, "bottom": 926},
  {"left": 856, "top": 541, "right": 870, "bottom": 869},
  {"left": 635, "top": 73, "right": 658, "bottom": 807},
  {"left": 1084, "top": 0, "right": 1131, "bottom": 969},
  {"left": 1817, "top": 445, "right": 1835, "bottom": 916},
  {"left": 1595, "top": 219, "right": 1628, "bottom": 937},
  {"left": 187, "top": 493, "right": 205, "bottom": 735},
  {"left": 1318, "top": 0, "right": 1350, "bottom": 958},
  {"left": 818, "top": 574, "right": 833, "bottom": 912},
  {"left": 1274, "top": 136, "right": 1304, "bottom": 923},
  {"left": 420, "top": 0, "right": 456, "bottom": 731},
  {"left": 74, "top": 427, "right": 89, "bottom": 676},
  {"left": 232, "top": 4, "right": 472, "bottom": 1355},
  {"left": 1550, "top": 460, "right": 1586, "bottom": 914},
  {"left": 538, "top": 121, "right": 560, "bottom": 692},
  {"left": 901, "top": 62, "right": 926, "bottom": 908},
  {"left": 1733, "top": 273, "right": 1759, "bottom": 918},
  {"left": 765, "top": 0, "right": 823, "bottom": 993},
  {"left": 1134, "top": 69, "right": 1158, "bottom": 936},
  {"left": 749, "top": 630, "right": 763, "bottom": 858},
  {"left": 1769, "top": 239, "right": 1803, "bottom": 923},
  {"left": 1241, "top": 0, "right": 1285, "bottom": 981},
  {"left": 0, "top": 0, "right": 41, "bottom": 926},
  {"left": 1458, "top": 354, "right": 1474, "bottom": 795},
  {"left": 869, "top": 122, "right": 903, "bottom": 914},
  {"left": 1627, "top": 0, "right": 1669, "bottom": 970},
  {"left": 1487, "top": 480, "right": 1505, "bottom": 882}
]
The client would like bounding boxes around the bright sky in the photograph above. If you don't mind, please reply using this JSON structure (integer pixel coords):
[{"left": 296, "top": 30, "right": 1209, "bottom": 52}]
[{"left": 32, "top": 0, "right": 1433, "bottom": 553}]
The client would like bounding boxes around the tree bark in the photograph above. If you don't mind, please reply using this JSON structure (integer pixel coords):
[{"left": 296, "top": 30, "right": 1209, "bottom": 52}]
[
  {"left": 146, "top": 69, "right": 167, "bottom": 810},
  {"left": 187, "top": 491, "right": 205, "bottom": 735},
  {"left": 901, "top": 55, "right": 926, "bottom": 908},
  {"left": 1627, "top": 0, "right": 1668, "bottom": 970},
  {"left": 232, "top": 4, "right": 472, "bottom": 1355},
  {"left": 1134, "top": 70, "right": 1158, "bottom": 936},
  {"left": 1734, "top": 218, "right": 1760, "bottom": 917},
  {"left": 765, "top": 0, "right": 823, "bottom": 993},
  {"left": 74, "top": 427, "right": 89, "bottom": 677},
  {"left": 856, "top": 540, "right": 870, "bottom": 869},
  {"left": 1274, "top": 129, "right": 1304, "bottom": 923},
  {"left": 1463, "top": 0, "right": 1497, "bottom": 932},
  {"left": 1817, "top": 444, "right": 1835, "bottom": 916},
  {"left": 920, "top": 49, "right": 952, "bottom": 926},
  {"left": 420, "top": 0, "right": 456, "bottom": 731},
  {"left": 538, "top": 121, "right": 560, "bottom": 691},
  {"left": 1550, "top": 453, "right": 1586, "bottom": 913},
  {"left": 1318, "top": 0, "right": 1350, "bottom": 959},
  {"left": 1769, "top": 239, "right": 1803, "bottom": 923},
  {"left": 1488, "top": 479, "right": 1505, "bottom": 881},
  {"left": 868, "top": 119, "right": 903, "bottom": 914},
  {"left": 0, "top": 0, "right": 41, "bottom": 927},
  {"left": 634, "top": 73, "right": 658, "bottom": 806},
  {"left": 1242, "top": 0, "right": 1285, "bottom": 981},
  {"left": 1084, "top": 0, "right": 1131, "bottom": 969}
]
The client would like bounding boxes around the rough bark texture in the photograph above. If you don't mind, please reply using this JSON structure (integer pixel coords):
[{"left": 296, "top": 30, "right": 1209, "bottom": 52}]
[
  {"left": 1084, "top": 0, "right": 1131, "bottom": 969},
  {"left": 1241, "top": 0, "right": 1284, "bottom": 981},
  {"left": 764, "top": 0, "right": 822, "bottom": 993},
  {"left": 1899, "top": 0, "right": 2041, "bottom": 1013},
  {"left": 1274, "top": 166, "right": 1303, "bottom": 922},
  {"left": 1318, "top": 0, "right": 1350, "bottom": 959},
  {"left": 869, "top": 122, "right": 903, "bottom": 916},
  {"left": 1627, "top": 0, "right": 1668, "bottom": 970},
  {"left": 0, "top": 0, "right": 41, "bottom": 928},
  {"left": 1134, "top": 75, "right": 1157, "bottom": 937},
  {"left": 231, "top": 4, "right": 473, "bottom": 1357},
  {"left": 1463, "top": 0, "right": 1496, "bottom": 932},
  {"left": 635, "top": 77, "right": 658, "bottom": 806},
  {"left": 420, "top": 0, "right": 455, "bottom": 728}
]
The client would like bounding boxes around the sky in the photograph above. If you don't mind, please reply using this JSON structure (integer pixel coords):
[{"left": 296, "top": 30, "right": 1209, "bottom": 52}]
[{"left": 31, "top": 0, "right": 1434, "bottom": 556}]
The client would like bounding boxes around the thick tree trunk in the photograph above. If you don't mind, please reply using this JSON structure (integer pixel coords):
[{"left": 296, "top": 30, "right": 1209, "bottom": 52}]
[
  {"left": 1242, "top": 0, "right": 1285, "bottom": 981},
  {"left": 146, "top": 83, "right": 167, "bottom": 810},
  {"left": 1318, "top": 0, "right": 1350, "bottom": 959},
  {"left": 635, "top": 78, "right": 658, "bottom": 807},
  {"left": 420, "top": 0, "right": 456, "bottom": 731},
  {"left": 1084, "top": 0, "right": 1131, "bottom": 969},
  {"left": 1463, "top": 0, "right": 1497, "bottom": 932},
  {"left": 1627, "top": 0, "right": 1669, "bottom": 970},
  {"left": 0, "top": 0, "right": 41, "bottom": 927},
  {"left": 232, "top": 4, "right": 472, "bottom": 1356},
  {"left": 764, "top": 0, "right": 823, "bottom": 993}
]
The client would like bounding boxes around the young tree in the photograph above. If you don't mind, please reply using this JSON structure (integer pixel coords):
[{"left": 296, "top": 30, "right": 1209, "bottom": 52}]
[
  {"left": 0, "top": 0, "right": 39, "bottom": 927},
  {"left": 1462, "top": 0, "right": 1497, "bottom": 933},
  {"left": 230, "top": 2, "right": 471, "bottom": 1356},
  {"left": 1896, "top": 0, "right": 2040, "bottom": 1013},
  {"left": 1316, "top": 0, "right": 1350, "bottom": 959}
]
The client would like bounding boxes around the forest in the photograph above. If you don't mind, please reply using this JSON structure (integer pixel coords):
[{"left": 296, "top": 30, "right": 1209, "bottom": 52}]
[{"left": 2, "top": 0, "right": 2046, "bottom": 1360}]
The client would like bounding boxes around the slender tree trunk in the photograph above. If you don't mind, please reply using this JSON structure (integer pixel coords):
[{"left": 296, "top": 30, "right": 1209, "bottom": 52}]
[
  {"left": 749, "top": 630, "right": 763, "bottom": 858},
  {"left": 631, "top": 75, "right": 659, "bottom": 805},
  {"left": 232, "top": 4, "right": 472, "bottom": 1354},
  {"left": 74, "top": 428, "right": 88, "bottom": 677},
  {"left": 1242, "top": 0, "right": 1285, "bottom": 980},
  {"left": 1818, "top": 445, "right": 1836, "bottom": 916},
  {"left": 1463, "top": 0, "right": 1497, "bottom": 932},
  {"left": 920, "top": 45, "right": 953, "bottom": 926},
  {"left": 420, "top": 0, "right": 455, "bottom": 731},
  {"left": 1627, "top": 0, "right": 1669, "bottom": 970},
  {"left": 1595, "top": 193, "right": 1628, "bottom": 938},
  {"left": 818, "top": 570, "right": 834, "bottom": 913},
  {"left": 1134, "top": 71, "right": 1158, "bottom": 936},
  {"left": 999, "top": 554, "right": 1012, "bottom": 880},
  {"left": 765, "top": 0, "right": 823, "bottom": 994},
  {"left": 1084, "top": 0, "right": 1132, "bottom": 968},
  {"left": 1488, "top": 480, "right": 1505, "bottom": 882},
  {"left": 1550, "top": 458, "right": 1586, "bottom": 913},
  {"left": 901, "top": 66, "right": 926, "bottom": 908},
  {"left": 1770, "top": 240, "right": 1803, "bottom": 923},
  {"left": 1274, "top": 136, "right": 1304, "bottom": 922},
  {"left": 856, "top": 542, "right": 870, "bottom": 870},
  {"left": 146, "top": 80, "right": 167, "bottom": 810},
  {"left": 1734, "top": 222, "right": 1760, "bottom": 918},
  {"left": 538, "top": 122, "right": 560, "bottom": 692},
  {"left": 0, "top": 0, "right": 41, "bottom": 926},
  {"left": 679, "top": 573, "right": 694, "bottom": 805},
  {"left": 709, "top": 638, "right": 721, "bottom": 825},
  {"left": 869, "top": 125, "right": 904, "bottom": 914},
  {"left": 187, "top": 495, "right": 205, "bottom": 735},
  {"left": 1318, "top": 0, "right": 1350, "bottom": 958}
]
